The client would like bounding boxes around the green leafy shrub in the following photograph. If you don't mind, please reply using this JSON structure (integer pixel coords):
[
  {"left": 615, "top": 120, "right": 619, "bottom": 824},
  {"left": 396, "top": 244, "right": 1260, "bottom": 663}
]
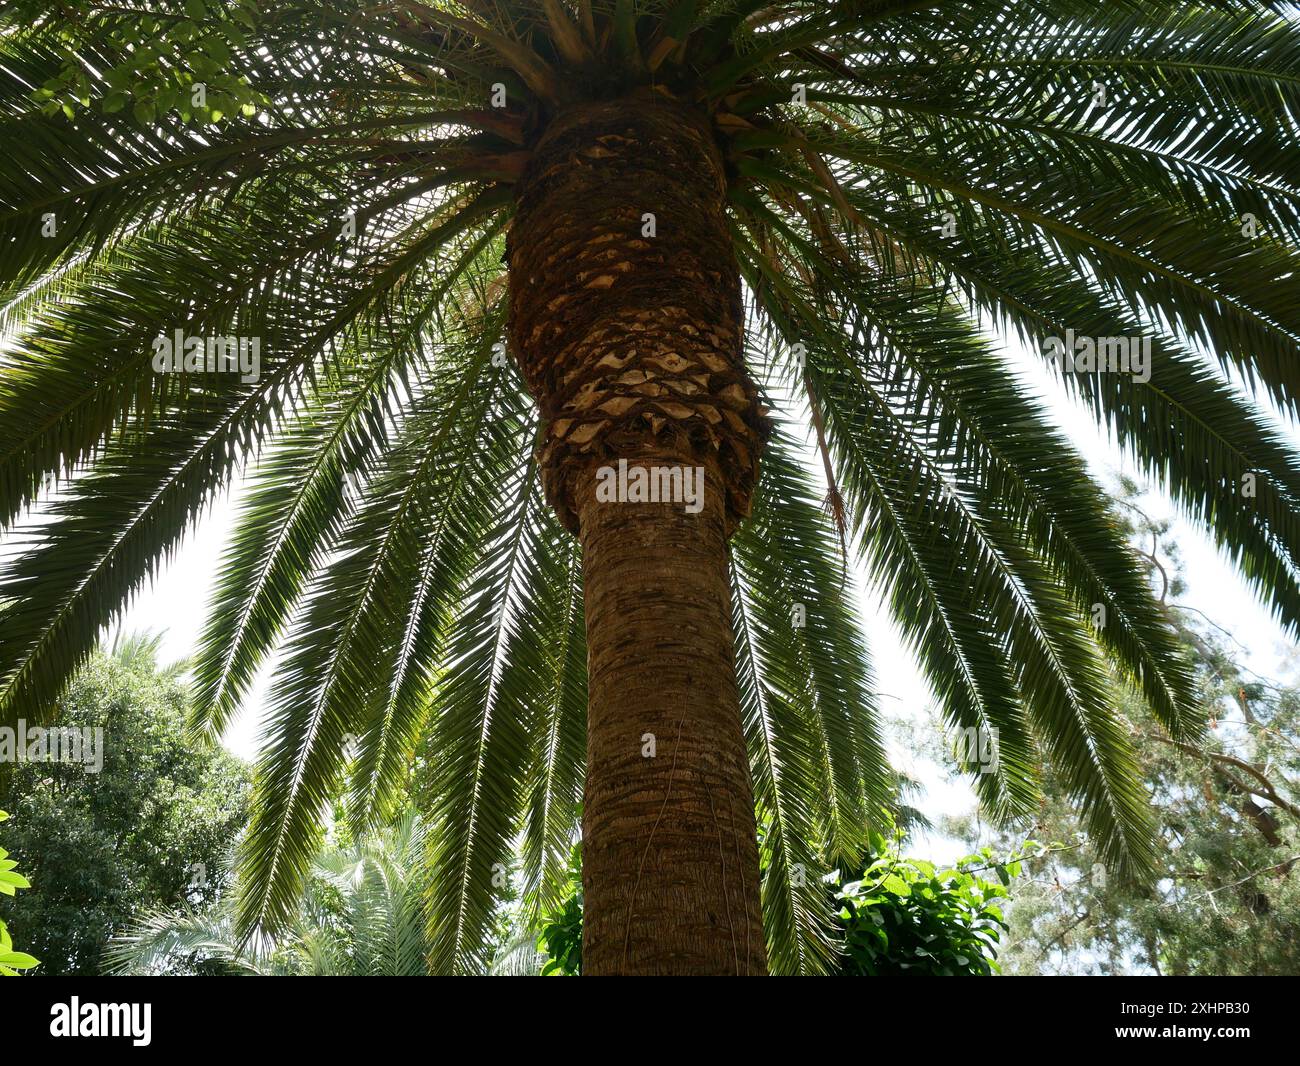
[
  {"left": 833, "top": 833, "right": 1011, "bottom": 976},
  {"left": 0, "top": 810, "right": 38, "bottom": 975},
  {"left": 539, "top": 894, "right": 583, "bottom": 976},
  {"left": 531, "top": 831, "right": 1019, "bottom": 976}
]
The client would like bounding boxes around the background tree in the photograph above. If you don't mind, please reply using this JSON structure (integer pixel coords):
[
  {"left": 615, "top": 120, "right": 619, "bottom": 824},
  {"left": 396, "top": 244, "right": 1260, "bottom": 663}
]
[
  {"left": 0, "top": 636, "right": 250, "bottom": 975},
  {"left": 4, "top": 1, "right": 1300, "bottom": 974},
  {"left": 950, "top": 507, "right": 1300, "bottom": 975}
]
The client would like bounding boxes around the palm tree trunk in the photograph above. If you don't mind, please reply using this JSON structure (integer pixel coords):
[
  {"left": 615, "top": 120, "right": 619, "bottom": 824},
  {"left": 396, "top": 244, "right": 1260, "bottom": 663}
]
[{"left": 508, "top": 95, "right": 770, "bottom": 974}]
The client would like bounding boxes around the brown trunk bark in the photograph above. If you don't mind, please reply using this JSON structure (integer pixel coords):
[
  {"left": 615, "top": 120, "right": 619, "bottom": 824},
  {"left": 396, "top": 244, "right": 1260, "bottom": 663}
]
[{"left": 507, "top": 95, "right": 770, "bottom": 974}]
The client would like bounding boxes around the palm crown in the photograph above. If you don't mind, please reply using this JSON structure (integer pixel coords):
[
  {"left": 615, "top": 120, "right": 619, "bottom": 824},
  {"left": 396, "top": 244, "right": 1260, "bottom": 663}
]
[{"left": 2, "top": 0, "right": 1299, "bottom": 974}]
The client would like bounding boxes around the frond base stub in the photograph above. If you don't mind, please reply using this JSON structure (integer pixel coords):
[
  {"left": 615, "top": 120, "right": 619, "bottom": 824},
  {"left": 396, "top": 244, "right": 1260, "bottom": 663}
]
[{"left": 507, "top": 96, "right": 771, "bottom": 537}]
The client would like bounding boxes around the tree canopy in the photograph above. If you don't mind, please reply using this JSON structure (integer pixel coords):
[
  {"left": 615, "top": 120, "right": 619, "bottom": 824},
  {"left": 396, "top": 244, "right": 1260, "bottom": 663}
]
[
  {"left": 0, "top": 636, "right": 250, "bottom": 975},
  {"left": 3, "top": 0, "right": 1300, "bottom": 973}
]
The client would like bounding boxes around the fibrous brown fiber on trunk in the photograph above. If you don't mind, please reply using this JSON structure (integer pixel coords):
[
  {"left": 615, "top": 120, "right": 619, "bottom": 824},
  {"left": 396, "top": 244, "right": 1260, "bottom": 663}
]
[{"left": 508, "top": 94, "right": 770, "bottom": 975}]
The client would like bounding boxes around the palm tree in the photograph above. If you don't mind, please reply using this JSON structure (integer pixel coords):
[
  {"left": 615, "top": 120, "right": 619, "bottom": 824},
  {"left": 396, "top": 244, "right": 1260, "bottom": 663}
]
[
  {"left": 105, "top": 813, "right": 430, "bottom": 975},
  {"left": 2, "top": 1, "right": 1298, "bottom": 975}
]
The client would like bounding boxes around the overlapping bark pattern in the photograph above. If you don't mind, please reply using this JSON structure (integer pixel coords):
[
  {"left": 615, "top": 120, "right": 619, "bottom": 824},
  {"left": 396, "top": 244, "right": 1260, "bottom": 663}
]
[
  {"left": 508, "top": 95, "right": 769, "bottom": 533},
  {"left": 508, "top": 95, "right": 769, "bottom": 974}
]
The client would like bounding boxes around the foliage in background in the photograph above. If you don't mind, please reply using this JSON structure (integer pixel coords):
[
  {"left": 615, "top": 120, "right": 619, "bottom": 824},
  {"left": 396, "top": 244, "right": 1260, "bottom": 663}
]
[
  {"left": 0, "top": 809, "right": 38, "bottom": 975},
  {"left": 107, "top": 811, "right": 430, "bottom": 975},
  {"left": 18, "top": 0, "right": 266, "bottom": 123},
  {"left": 538, "top": 891, "right": 583, "bottom": 977},
  {"left": 513, "top": 822, "right": 1019, "bottom": 977},
  {"left": 833, "top": 832, "right": 1012, "bottom": 976},
  {"left": 950, "top": 503, "right": 1300, "bottom": 975},
  {"left": 0, "top": 636, "right": 250, "bottom": 975}
]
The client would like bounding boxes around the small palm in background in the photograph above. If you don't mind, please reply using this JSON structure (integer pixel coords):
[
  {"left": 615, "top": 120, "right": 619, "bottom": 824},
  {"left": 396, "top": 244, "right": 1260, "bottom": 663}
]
[{"left": 106, "top": 813, "right": 429, "bottom": 976}]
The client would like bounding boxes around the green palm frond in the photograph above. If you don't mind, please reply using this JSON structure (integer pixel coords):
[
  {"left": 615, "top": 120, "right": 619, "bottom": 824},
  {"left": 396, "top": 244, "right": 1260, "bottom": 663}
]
[
  {"left": 731, "top": 425, "right": 890, "bottom": 974},
  {"left": 311, "top": 812, "right": 430, "bottom": 976},
  {"left": 735, "top": 426, "right": 891, "bottom": 858},
  {"left": 516, "top": 520, "right": 587, "bottom": 921},
  {"left": 6, "top": 0, "right": 1300, "bottom": 964},
  {"left": 236, "top": 322, "right": 525, "bottom": 938},
  {"left": 420, "top": 433, "right": 546, "bottom": 975},
  {"left": 104, "top": 905, "right": 273, "bottom": 976}
]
